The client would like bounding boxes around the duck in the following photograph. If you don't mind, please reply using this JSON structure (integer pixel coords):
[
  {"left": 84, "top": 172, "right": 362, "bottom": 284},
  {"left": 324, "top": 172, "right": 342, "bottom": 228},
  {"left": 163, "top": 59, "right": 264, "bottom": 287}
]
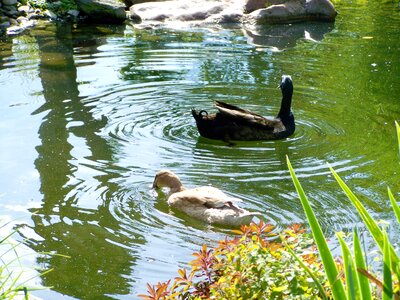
[
  {"left": 191, "top": 75, "right": 295, "bottom": 142},
  {"left": 152, "top": 170, "right": 260, "bottom": 226}
]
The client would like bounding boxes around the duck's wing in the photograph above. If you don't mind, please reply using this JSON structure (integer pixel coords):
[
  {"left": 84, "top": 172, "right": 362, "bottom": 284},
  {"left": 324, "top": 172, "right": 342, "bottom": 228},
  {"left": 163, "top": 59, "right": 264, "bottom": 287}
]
[
  {"left": 215, "top": 100, "right": 282, "bottom": 129},
  {"left": 168, "top": 187, "right": 242, "bottom": 209}
]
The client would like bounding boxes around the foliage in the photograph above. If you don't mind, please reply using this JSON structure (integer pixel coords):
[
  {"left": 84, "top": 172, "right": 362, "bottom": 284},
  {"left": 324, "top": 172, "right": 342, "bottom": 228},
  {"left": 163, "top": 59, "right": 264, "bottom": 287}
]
[
  {"left": 28, "top": 0, "right": 78, "bottom": 15},
  {"left": 48, "top": 0, "right": 78, "bottom": 16},
  {"left": 139, "top": 221, "right": 329, "bottom": 300},
  {"left": 0, "top": 226, "right": 52, "bottom": 300},
  {"left": 287, "top": 158, "right": 346, "bottom": 300},
  {"left": 28, "top": 0, "right": 47, "bottom": 11},
  {"left": 286, "top": 121, "right": 400, "bottom": 300}
]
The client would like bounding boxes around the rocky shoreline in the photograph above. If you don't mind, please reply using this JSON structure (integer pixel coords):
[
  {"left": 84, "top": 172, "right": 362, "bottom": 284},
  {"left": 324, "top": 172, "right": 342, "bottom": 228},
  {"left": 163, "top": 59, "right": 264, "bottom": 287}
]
[{"left": 0, "top": 0, "right": 337, "bottom": 36}]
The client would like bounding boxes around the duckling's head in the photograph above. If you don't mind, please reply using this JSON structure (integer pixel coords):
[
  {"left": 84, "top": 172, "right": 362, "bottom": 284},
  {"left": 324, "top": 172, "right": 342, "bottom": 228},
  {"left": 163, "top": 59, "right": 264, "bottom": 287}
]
[
  {"left": 152, "top": 170, "right": 184, "bottom": 192},
  {"left": 279, "top": 75, "right": 293, "bottom": 96}
]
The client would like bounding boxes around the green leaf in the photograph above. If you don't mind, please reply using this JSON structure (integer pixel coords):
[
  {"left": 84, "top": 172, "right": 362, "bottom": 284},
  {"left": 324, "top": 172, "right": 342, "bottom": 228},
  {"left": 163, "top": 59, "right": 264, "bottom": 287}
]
[
  {"left": 382, "top": 232, "right": 393, "bottom": 300},
  {"left": 287, "top": 156, "right": 347, "bottom": 300},
  {"left": 329, "top": 165, "right": 399, "bottom": 265},
  {"left": 396, "top": 121, "right": 400, "bottom": 157},
  {"left": 337, "top": 234, "right": 360, "bottom": 300},
  {"left": 353, "top": 228, "right": 372, "bottom": 300},
  {"left": 281, "top": 235, "right": 329, "bottom": 300},
  {"left": 388, "top": 187, "right": 400, "bottom": 226}
]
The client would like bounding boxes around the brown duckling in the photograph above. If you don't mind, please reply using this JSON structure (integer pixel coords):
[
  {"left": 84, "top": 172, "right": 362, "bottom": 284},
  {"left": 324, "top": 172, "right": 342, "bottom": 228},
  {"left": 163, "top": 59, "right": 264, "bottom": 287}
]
[
  {"left": 152, "top": 170, "right": 260, "bottom": 226},
  {"left": 192, "top": 75, "right": 295, "bottom": 142}
]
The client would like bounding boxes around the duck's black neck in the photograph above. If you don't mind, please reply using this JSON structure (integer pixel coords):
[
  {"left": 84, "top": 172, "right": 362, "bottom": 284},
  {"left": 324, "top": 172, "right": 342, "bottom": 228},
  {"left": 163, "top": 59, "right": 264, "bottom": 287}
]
[{"left": 277, "top": 90, "right": 293, "bottom": 119}]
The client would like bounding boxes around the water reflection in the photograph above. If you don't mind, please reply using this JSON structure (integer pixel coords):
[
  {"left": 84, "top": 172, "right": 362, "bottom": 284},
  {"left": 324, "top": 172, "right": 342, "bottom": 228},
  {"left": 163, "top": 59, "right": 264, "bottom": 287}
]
[
  {"left": 25, "top": 23, "right": 139, "bottom": 299},
  {"left": 244, "top": 22, "right": 335, "bottom": 50},
  {"left": 0, "top": 3, "right": 399, "bottom": 299}
]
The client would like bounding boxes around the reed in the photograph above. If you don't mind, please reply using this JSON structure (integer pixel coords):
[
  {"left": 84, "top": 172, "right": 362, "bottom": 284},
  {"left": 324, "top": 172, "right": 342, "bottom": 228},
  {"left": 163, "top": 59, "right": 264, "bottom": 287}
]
[
  {"left": 0, "top": 223, "right": 56, "bottom": 300},
  {"left": 286, "top": 121, "right": 400, "bottom": 300}
]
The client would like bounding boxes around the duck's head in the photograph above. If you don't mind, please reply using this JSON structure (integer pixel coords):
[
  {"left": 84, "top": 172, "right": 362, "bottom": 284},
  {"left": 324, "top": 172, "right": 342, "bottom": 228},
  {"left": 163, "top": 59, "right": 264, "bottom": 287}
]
[
  {"left": 152, "top": 170, "right": 183, "bottom": 191},
  {"left": 279, "top": 75, "right": 293, "bottom": 96}
]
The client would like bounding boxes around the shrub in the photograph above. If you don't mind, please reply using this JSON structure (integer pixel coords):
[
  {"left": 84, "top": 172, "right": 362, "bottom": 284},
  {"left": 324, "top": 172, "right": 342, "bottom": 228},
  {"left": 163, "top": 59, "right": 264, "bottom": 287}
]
[{"left": 139, "top": 221, "right": 329, "bottom": 300}]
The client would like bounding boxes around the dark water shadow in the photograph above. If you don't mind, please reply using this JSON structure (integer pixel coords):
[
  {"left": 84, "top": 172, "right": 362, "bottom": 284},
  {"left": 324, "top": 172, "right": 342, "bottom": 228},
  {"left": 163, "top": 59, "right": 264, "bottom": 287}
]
[{"left": 19, "top": 22, "right": 142, "bottom": 299}]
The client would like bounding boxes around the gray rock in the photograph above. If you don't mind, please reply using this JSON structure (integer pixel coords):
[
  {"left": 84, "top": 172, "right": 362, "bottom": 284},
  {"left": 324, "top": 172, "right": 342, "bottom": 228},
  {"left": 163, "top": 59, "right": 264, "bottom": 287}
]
[
  {"left": 9, "top": 17, "right": 18, "bottom": 25},
  {"left": 76, "top": 0, "right": 127, "bottom": 23},
  {"left": 129, "top": 0, "right": 336, "bottom": 25},
  {"left": 18, "top": 5, "right": 32, "bottom": 16},
  {"left": 0, "top": 17, "right": 10, "bottom": 28},
  {"left": 244, "top": 0, "right": 336, "bottom": 24},
  {"left": 305, "top": 0, "right": 336, "bottom": 20},
  {"left": 2, "top": 0, "right": 17, "bottom": 6},
  {"left": 3, "top": 4, "right": 18, "bottom": 17},
  {"left": 44, "top": 9, "right": 57, "bottom": 19},
  {"left": 129, "top": 0, "right": 225, "bottom": 22},
  {"left": 16, "top": 16, "right": 29, "bottom": 23},
  {"left": 242, "top": 0, "right": 266, "bottom": 13},
  {"left": 68, "top": 9, "right": 80, "bottom": 17},
  {"left": 205, "top": 9, "right": 243, "bottom": 23}
]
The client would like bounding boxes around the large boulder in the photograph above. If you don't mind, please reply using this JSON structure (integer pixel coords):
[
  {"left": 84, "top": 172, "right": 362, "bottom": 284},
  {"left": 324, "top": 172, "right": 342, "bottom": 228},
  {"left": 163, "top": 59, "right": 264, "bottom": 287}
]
[
  {"left": 244, "top": 0, "right": 337, "bottom": 24},
  {"left": 129, "top": 0, "right": 336, "bottom": 25},
  {"left": 129, "top": 0, "right": 226, "bottom": 22},
  {"left": 76, "top": 0, "right": 127, "bottom": 23}
]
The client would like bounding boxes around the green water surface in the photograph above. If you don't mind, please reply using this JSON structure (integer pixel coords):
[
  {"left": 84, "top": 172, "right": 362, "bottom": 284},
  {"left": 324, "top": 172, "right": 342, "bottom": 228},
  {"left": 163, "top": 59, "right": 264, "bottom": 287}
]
[{"left": 0, "top": 1, "right": 399, "bottom": 299}]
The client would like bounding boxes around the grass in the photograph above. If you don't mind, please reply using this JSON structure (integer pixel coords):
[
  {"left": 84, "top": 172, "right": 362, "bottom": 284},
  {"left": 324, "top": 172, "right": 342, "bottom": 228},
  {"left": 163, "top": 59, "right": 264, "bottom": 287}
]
[{"left": 0, "top": 220, "right": 62, "bottom": 300}]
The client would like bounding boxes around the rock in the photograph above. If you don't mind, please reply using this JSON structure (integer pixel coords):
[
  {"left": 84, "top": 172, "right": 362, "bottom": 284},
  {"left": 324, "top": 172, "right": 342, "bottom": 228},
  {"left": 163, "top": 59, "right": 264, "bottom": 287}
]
[
  {"left": 68, "top": 9, "right": 80, "bottom": 18},
  {"left": 18, "top": 5, "right": 32, "bottom": 16},
  {"left": 2, "top": 0, "right": 17, "bottom": 5},
  {"left": 244, "top": 0, "right": 336, "bottom": 24},
  {"left": 76, "top": 0, "right": 127, "bottom": 23},
  {"left": 242, "top": 0, "right": 266, "bottom": 13},
  {"left": 9, "top": 17, "right": 18, "bottom": 25},
  {"left": 129, "top": 0, "right": 226, "bottom": 22},
  {"left": 0, "top": 18, "right": 11, "bottom": 28},
  {"left": 44, "top": 9, "right": 57, "bottom": 19},
  {"left": 205, "top": 8, "right": 243, "bottom": 23},
  {"left": 129, "top": 0, "right": 336, "bottom": 25},
  {"left": 3, "top": 5, "right": 18, "bottom": 17},
  {"left": 16, "top": 16, "right": 29, "bottom": 23},
  {"left": 305, "top": 0, "right": 336, "bottom": 20}
]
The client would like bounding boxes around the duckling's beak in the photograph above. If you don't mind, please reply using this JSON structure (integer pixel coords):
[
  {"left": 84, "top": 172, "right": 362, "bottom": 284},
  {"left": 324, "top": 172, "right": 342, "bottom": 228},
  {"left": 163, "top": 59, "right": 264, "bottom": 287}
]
[{"left": 152, "top": 178, "right": 158, "bottom": 189}]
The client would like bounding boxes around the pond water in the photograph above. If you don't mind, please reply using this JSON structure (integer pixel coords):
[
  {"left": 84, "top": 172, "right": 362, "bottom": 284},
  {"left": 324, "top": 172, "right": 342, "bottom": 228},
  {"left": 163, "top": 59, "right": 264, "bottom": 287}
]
[{"left": 0, "top": 1, "right": 399, "bottom": 299}]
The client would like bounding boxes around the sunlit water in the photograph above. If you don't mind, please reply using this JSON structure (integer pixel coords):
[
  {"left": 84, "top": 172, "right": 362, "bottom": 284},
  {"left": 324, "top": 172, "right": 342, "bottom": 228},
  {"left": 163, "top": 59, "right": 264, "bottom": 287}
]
[{"left": 0, "top": 2, "right": 399, "bottom": 299}]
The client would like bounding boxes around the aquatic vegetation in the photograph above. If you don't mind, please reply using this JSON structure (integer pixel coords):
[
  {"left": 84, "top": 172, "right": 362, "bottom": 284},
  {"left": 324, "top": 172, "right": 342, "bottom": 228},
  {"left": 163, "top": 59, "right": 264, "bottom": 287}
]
[{"left": 0, "top": 226, "right": 50, "bottom": 299}]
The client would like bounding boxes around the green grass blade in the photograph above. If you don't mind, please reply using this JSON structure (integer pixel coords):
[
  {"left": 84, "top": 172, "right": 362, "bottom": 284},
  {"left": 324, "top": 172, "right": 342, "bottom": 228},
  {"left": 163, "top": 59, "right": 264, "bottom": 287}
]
[
  {"left": 388, "top": 187, "right": 400, "bottom": 225},
  {"left": 281, "top": 235, "right": 329, "bottom": 300},
  {"left": 382, "top": 232, "right": 393, "bottom": 300},
  {"left": 287, "top": 157, "right": 347, "bottom": 300},
  {"left": 396, "top": 121, "right": 400, "bottom": 156},
  {"left": 353, "top": 228, "right": 372, "bottom": 300},
  {"left": 329, "top": 166, "right": 399, "bottom": 264},
  {"left": 337, "top": 234, "right": 360, "bottom": 300}
]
